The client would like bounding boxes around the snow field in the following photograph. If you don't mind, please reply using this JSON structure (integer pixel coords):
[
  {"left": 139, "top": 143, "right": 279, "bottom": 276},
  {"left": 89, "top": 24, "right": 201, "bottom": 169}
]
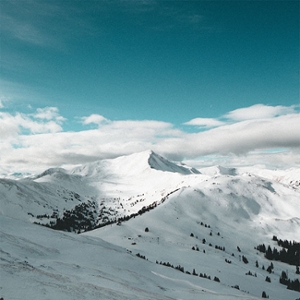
[{"left": 1, "top": 150, "right": 299, "bottom": 299}]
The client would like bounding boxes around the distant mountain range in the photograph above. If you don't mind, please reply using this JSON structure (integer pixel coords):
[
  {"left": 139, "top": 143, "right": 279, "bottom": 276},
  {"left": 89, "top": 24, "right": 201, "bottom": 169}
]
[{"left": 1, "top": 150, "right": 299, "bottom": 300}]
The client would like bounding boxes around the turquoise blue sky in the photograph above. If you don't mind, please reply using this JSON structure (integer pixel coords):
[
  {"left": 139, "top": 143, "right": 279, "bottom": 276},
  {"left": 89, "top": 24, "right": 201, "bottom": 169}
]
[
  {"left": 1, "top": 0, "right": 299, "bottom": 128},
  {"left": 0, "top": 1, "right": 299, "bottom": 173}
]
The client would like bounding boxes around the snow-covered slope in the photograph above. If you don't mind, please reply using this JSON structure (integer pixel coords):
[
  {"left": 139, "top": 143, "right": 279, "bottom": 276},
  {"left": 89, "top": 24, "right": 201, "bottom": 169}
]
[
  {"left": 148, "top": 151, "right": 200, "bottom": 174},
  {"left": 87, "top": 174, "right": 300, "bottom": 300},
  {"left": 71, "top": 150, "right": 199, "bottom": 177},
  {"left": 237, "top": 167, "right": 300, "bottom": 190},
  {"left": 0, "top": 151, "right": 201, "bottom": 230},
  {"left": 0, "top": 177, "right": 91, "bottom": 223},
  {"left": 1, "top": 212, "right": 269, "bottom": 300},
  {"left": 1, "top": 150, "right": 299, "bottom": 299}
]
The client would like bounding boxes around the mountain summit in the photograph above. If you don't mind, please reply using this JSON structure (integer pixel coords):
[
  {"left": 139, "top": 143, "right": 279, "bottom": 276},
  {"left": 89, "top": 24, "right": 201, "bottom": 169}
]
[
  {"left": 147, "top": 151, "right": 200, "bottom": 174},
  {"left": 71, "top": 150, "right": 200, "bottom": 178}
]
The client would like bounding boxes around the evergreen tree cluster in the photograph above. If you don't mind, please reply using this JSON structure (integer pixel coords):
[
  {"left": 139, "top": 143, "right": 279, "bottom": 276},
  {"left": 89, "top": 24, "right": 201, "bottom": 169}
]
[
  {"left": 156, "top": 261, "right": 184, "bottom": 272},
  {"left": 257, "top": 237, "right": 300, "bottom": 266},
  {"left": 245, "top": 271, "right": 257, "bottom": 277},
  {"left": 197, "top": 221, "right": 211, "bottom": 229},
  {"left": 50, "top": 200, "right": 97, "bottom": 232},
  {"left": 279, "top": 271, "right": 300, "bottom": 292},
  {"left": 155, "top": 260, "right": 220, "bottom": 283},
  {"left": 265, "top": 276, "right": 271, "bottom": 283},
  {"left": 136, "top": 253, "right": 147, "bottom": 260},
  {"left": 36, "top": 188, "right": 181, "bottom": 233},
  {"left": 35, "top": 201, "right": 98, "bottom": 233},
  {"left": 262, "top": 291, "right": 269, "bottom": 298},
  {"left": 215, "top": 245, "right": 225, "bottom": 251}
]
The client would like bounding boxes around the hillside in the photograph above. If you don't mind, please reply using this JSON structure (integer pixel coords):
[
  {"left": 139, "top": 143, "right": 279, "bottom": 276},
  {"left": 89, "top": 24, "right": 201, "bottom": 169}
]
[
  {"left": 86, "top": 163, "right": 300, "bottom": 300},
  {"left": 0, "top": 151, "right": 202, "bottom": 230},
  {"left": 1, "top": 150, "right": 299, "bottom": 299}
]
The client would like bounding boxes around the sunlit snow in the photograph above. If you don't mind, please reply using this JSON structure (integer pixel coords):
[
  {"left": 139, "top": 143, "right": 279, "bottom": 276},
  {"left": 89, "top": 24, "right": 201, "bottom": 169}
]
[{"left": 1, "top": 150, "right": 299, "bottom": 299}]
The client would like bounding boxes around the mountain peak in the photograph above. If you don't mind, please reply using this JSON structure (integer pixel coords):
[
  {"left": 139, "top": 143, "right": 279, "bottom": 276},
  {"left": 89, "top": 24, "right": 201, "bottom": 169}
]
[
  {"left": 100, "top": 150, "right": 199, "bottom": 176},
  {"left": 147, "top": 151, "right": 200, "bottom": 174},
  {"left": 32, "top": 167, "right": 67, "bottom": 180}
]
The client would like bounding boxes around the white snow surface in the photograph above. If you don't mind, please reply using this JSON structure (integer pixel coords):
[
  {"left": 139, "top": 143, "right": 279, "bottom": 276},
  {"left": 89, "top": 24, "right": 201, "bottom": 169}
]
[{"left": 1, "top": 150, "right": 300, "bottom": 299}]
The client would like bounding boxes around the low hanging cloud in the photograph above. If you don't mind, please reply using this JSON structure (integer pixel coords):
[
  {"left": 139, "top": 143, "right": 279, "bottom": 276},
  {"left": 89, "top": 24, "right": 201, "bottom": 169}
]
[
  {"left": 0, "top": 104, "right": 299, "bottom": 175},
  {"left": 177, "top": 114, "right": 300, "bottom": 157}
]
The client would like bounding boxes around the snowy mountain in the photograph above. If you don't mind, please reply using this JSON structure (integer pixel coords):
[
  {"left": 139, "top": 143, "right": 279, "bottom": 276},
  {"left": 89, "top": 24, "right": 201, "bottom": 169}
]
[
  {"left": 1, "top": 150, "right": 299, "bottom": 300},
  {"left": 0, "top": 151, "right": 201, "bottom": 228}
]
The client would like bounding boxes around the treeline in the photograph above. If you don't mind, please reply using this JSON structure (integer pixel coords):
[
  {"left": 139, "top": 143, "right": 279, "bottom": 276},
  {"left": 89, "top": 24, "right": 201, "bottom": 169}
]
[
  {"left": 256, "top": 236, "right": 299, "bottom": 266},
  {"left": 96, "top": 189, "right": 180, "bottom": 228},
  {"left": 35, "top": 201, "right": 97, "bottom": 233},
  {"left": 36, "top": 188, "right": 180, "bottom": 233}
]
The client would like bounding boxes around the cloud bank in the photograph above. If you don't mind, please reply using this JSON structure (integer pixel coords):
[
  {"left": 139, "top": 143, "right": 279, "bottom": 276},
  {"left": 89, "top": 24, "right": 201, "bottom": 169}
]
[{"left": 0, "top": 104, "right": 299, "bottom": 175}]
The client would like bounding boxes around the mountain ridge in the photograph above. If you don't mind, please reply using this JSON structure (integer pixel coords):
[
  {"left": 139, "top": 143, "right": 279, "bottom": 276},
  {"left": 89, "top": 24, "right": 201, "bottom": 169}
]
[
  {"left": 1, "top": 150, "right": 300, "bottom": 300},
  {"left": 1, "top": 150, "right": 299, "bottom": 228}
]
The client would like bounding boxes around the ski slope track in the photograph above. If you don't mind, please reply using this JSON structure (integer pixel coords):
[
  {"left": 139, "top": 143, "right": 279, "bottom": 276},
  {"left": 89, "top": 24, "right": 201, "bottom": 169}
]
[{"left": 1, "top": 150, "right": 299, "bottom": 300}]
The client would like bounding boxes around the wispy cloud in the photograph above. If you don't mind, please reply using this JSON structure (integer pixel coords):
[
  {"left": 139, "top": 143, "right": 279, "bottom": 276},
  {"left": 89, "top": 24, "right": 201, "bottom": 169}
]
[
  {"left": 0, "top": 1, "right": 60, "bottom": 47},
  {"left": 2, "top": 15, "right": 49, "bottom": 46},
  {"left": 0, "top": 0, "right": 98, "bottom": 49},
  {"left": 0, "top": 104, "right": 299, "bottom": 175}
]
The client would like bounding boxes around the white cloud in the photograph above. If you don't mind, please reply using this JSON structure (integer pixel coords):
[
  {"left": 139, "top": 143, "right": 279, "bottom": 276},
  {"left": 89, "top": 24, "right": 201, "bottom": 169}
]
[
  {"left": 0, "top": 112, "right": 20, "bottom": 138},
  {"left": 165, "top": 114, "right": 300, "bottom": 159},
  {"left": 224, "top": 104, "right": 296, "bottom": 121},
  {"left": 0, "top": 118, "right": 180, "bottom": 171},
  {"left": 34, "top": 107, "right": 65, "bottom": 123},
  {"left": 184, "top": 150, "right": 300, "bottom": 169},
  {"left": 81, "top": 114, "right": 109, "bottom": 125},
  {"left": 184, "top": 117, "right": 225, "bottom": 128},
  {"left": 0, "top": 104, "right": 299, "bottom": 176},
  {"left": 0, "top": 107, "right": 65, "bottom": 140}
]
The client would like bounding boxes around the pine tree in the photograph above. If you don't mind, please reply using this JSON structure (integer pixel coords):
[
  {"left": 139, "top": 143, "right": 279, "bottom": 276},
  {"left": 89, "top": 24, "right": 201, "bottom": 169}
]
[
  {"left": 262, "top": 291, "right": 268, "bottom": 298},
  {"left": 242, "top": 255, "right": 249, "bottom": 264},
  {"left": 279, "top": 270, "right": 289, "bottom": 285},
  {"left": 265, "top": 245, "right": 273, "bottom": 260}
]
